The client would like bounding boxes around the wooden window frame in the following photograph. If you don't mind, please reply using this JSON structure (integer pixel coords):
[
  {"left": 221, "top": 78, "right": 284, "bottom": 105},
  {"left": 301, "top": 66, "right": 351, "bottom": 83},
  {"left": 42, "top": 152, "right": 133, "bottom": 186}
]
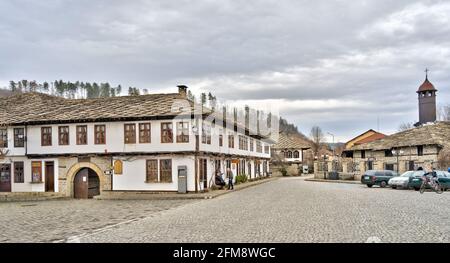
[
  {"left": 58, "top": 126, "right": 69, "bottom": 146},
  {"left": 176, "top": 122, "right": 189, "bottom": 143},
  {"left": 14, "top": 161, "right": 24, "bottom": 183},
  {"left": 417, "top": 145, "right": 424, "bottom": 156},
  {"left": 256, "top": 141, "right": 262, "bottom": 153},
  {"left": 0, "top": 129, "right": 7, "bottom": 148},
  {"left": 201, "top": 122, "right": 211, "bottom": 145},
  {"left": 76, "top": 125, "right": 88, "bottom": 145},
  {"left": 124, "top": 124, "right": 136, "bottom": 144},
  {"left": 228, "top": 134, "right": 235, "bottom": 148},
  {"left": 146, "top": 159, "right": 158, "bottom": 183},
  {"left": 161, "top": 122, "right": 173, "bottom": 143},
  {"left": 239, "top": 136, "right": 248, "bottom": 151},
  {"left": 139, "top": 123, "right": 151, "bottom": 144},
  {"left": 14, "top": 128, "right": 25, "bottom": 148},
  {"left": 41, "top": 127, "right": 52, "bottom": 146},
  {"left": 94, "top": 125, "right": 106, "bottom": 145},
  {"left": 159, "top": 159, "right": 172, "bottom": 183}
]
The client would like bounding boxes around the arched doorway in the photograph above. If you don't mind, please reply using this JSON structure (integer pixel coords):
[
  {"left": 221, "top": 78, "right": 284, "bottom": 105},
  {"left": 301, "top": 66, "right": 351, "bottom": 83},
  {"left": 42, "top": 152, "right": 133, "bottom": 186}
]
[{"left": 73, "top": 168, "right": 100, "bottom": 199}]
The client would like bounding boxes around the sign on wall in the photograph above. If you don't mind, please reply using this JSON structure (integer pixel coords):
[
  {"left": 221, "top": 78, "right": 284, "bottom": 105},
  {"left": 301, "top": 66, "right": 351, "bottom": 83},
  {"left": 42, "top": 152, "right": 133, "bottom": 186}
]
[{"left": 114, "top": 160, "right": 123, "bottom": 175}]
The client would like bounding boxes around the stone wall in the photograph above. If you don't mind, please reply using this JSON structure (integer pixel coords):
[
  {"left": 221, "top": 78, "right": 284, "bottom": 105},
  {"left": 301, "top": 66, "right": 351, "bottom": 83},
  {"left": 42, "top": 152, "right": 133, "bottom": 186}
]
[
  {"left": 58, "top": 156, "right": 112, "bottom": 197},
  {"left": 271, "top": 163, "right": 302, "bottom": 177},
  {"left": 342, "top": 145, "right": 441, "bottom": 178}
]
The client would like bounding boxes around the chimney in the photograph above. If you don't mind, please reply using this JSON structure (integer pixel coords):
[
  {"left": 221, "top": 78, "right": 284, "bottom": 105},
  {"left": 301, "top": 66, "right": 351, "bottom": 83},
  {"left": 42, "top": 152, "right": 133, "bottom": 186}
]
[{"left": 177, "top": 85, "right": 188, "bottom": 98}]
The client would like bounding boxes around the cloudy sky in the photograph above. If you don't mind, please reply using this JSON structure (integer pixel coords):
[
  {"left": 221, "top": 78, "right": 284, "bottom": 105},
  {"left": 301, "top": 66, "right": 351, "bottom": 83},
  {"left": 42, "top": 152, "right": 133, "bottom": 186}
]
[{"left": 1, "top": 0, "right": 449, "bottom": 141}]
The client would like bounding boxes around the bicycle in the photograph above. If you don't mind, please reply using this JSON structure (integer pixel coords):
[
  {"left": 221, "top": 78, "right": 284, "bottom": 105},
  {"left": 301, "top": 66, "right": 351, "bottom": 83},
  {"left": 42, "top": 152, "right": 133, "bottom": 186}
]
[{"left": 419, "top": 175, "right": 443, "bottom": 194}]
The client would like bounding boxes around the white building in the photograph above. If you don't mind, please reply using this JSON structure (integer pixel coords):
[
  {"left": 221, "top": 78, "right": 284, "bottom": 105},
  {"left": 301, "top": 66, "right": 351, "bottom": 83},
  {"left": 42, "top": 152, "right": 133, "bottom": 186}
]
[
  {"left": 271, "top": 132, "right": 311, "bottom": 176},
  {"left": 0, "top": 87, "right": 272, "bottom": 198}
]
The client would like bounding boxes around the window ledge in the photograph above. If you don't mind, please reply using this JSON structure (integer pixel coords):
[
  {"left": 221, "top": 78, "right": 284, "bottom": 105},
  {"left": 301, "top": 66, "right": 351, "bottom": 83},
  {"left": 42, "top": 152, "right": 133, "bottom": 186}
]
[
  {"left": 145, "top": 181, "right": 173, "bottom": 184},
  {"left": 30, "top": 181, "right": 44, "bottom": 184}
]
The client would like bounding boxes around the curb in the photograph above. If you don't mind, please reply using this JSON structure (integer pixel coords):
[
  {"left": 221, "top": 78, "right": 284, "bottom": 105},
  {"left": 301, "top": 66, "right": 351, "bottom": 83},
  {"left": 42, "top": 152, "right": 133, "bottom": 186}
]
[
  {"left": 209, "top": 177, "right": 279, "bottom": 199},
  {"left": 95, "top": 177, "right": 279, "bottom": 201},
  {"left": 304, "top": 178, "right": 361, "bottom": 185}
]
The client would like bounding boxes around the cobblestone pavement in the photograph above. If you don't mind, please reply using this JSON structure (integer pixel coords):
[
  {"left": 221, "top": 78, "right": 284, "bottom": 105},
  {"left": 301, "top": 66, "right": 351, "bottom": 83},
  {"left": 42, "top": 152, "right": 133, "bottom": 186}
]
[
  {"left": 81, "top": 178, "right": 450, "bottom": 243},
  {"left": 0, "top": 199, "right": 195, "bottom": 243}
]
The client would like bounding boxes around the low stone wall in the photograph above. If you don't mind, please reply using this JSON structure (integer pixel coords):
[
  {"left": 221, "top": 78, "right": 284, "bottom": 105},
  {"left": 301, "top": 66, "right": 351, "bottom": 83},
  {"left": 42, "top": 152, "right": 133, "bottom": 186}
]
[
  {"left": 0, "top": 192, "right": 66, "bottom": 202},
  {"left": 314, "top": 171, "right": 357, "bottom": 181},
  {"left": 271, "top": 164, "right": 302, "bottom": 177}
]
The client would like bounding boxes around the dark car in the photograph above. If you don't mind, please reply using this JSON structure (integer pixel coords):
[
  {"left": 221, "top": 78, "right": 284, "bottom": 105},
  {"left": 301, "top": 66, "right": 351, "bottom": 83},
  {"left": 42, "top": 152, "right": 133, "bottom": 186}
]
[
  {"left": 409, "top": 171, "right": 450, "bottom": 191},
  {"left": 361, "top": 170, "right": 399, "bottom": 188}
]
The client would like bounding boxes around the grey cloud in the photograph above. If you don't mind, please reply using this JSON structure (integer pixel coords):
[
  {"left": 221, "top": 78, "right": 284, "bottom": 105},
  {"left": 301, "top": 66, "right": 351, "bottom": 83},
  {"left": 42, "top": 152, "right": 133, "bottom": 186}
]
[{"left": 0, "top": 0, "right": 449, "bottom": 141}]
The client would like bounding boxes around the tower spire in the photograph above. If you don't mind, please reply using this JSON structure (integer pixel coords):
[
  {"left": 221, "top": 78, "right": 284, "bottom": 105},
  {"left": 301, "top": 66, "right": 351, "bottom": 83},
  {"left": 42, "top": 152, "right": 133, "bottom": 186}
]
[{"left": 425, "top": 68, "right": 429, "bottom": 80}]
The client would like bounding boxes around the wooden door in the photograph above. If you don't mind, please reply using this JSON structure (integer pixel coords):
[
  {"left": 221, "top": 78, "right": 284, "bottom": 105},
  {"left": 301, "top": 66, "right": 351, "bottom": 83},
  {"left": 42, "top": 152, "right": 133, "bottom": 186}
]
[
  {"left": 87, "top": 169, "right": 100, "bottom": 198},
  {"left": 74, "top": 169, "right": 89, "bottom": 199},
  {"left": 0, "top": 164, "right": 11, "bottom": 192},
  {"left": 199, "top": 159, "right": 208, "bottom": 189},
  {"left": 45, "top": 162, "right": 55, "bottom": 192}
]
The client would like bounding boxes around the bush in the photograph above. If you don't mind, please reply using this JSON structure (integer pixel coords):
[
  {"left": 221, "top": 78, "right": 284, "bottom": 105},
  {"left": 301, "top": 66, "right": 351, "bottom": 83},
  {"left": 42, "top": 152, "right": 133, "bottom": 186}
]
[
  {"left": 281, "top": 167, "right": 288, "bottom": 177},
  {"left": 235, "top": 174, "right": 248, "bottom": 184}
]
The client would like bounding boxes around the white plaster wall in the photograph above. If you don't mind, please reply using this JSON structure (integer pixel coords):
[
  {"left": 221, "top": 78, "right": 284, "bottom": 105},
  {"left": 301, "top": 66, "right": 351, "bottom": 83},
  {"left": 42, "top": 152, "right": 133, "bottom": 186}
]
[
  {"left": 112, "top": 155, "right": 196, "bottom": 192},
  {"left": 9, "top": 119, "right": 271, "bottom": 159},
  {"left": 198, "top": 119, "right": 272, "bottom": 159},
  {"left": 0, "top": 157, "right": 59, "bottom": 192},
  {"left": 3, "top": 126, "right": 26, "bottom": 156},
  {"left": 26, "top": 119, "right": 196, "bottom": 155}
]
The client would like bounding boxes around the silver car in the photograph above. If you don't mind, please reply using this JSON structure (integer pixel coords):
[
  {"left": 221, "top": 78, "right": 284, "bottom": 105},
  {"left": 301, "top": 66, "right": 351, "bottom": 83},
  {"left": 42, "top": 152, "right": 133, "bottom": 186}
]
[{"left": 389, "top": 170, "right": 425, "bottom": 189}]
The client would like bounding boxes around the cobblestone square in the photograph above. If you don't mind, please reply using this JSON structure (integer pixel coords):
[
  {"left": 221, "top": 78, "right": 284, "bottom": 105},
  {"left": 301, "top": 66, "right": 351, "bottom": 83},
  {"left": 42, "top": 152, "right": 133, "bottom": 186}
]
[{"left": 1, "top": 177, "right": 449, "bottom": 243}]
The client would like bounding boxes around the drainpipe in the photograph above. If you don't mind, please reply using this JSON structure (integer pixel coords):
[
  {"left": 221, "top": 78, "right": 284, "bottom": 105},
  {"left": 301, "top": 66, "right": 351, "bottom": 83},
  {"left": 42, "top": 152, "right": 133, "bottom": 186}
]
[
  {"left": 194, "top": 117, "right": 200, "bottom": 193},
  {"left": 110, "top": 155, "right": 113, "bottom": 191},
  {"left": 25, "top": 125, "right": 28, "bottom": 156}
]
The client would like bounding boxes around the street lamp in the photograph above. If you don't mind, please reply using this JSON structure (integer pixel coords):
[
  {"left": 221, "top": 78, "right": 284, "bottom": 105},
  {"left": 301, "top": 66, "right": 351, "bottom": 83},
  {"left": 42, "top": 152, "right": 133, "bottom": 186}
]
[{"left": 392, "top": 149, "right": 404, "bottom": 174}]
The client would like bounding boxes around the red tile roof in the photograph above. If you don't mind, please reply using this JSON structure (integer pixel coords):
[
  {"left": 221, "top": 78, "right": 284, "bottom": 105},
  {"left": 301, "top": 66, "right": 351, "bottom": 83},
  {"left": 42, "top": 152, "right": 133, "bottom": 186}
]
[
  {"left": 354, "top": 133, "right": 386, "bottom": 145},
  {"left": 417, "top": 78, "right": 437, "bottom": 93}
]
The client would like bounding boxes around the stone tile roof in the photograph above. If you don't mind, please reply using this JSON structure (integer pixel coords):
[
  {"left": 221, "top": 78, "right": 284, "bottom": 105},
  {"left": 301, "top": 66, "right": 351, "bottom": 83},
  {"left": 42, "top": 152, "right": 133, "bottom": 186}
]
[
  {"left": 272, "top": 132, "right": 312, "bottom": 150},
  {"left": 0, "top": 92, "right": 194, "bottom": 125},
  {"left": 349, "top": 122, "right": 450, "bottom": 151},
  {"left": 0, "top": 92, "right": 272, "bottom": 141}
]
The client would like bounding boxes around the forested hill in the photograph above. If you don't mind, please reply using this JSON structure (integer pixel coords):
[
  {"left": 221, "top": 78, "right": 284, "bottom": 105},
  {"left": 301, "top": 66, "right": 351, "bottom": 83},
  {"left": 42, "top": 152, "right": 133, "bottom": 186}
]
[{"left": 279, "top": 117, "right": 310, "bottom": 141}]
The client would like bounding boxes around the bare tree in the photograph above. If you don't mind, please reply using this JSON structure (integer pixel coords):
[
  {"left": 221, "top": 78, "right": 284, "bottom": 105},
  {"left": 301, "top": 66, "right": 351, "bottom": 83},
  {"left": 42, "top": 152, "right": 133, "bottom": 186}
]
[
  {"left": 310, "top": 126, "right": 325, "bottom": 157},
  {"left": 398, "top": 122, "right": 414, "bottom": 132},
  {"left": 438, "top": 148, "right": 450, "bottom": 170},
  {"left": 438, "top": 104, "right": 450, "bottom": 121}
]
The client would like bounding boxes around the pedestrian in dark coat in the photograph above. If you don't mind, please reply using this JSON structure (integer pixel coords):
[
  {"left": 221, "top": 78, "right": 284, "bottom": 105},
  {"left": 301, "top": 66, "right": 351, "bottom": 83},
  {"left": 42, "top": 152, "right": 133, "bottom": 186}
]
[{"left": 227, "top": 168, "right": 234, "bottom": 190}]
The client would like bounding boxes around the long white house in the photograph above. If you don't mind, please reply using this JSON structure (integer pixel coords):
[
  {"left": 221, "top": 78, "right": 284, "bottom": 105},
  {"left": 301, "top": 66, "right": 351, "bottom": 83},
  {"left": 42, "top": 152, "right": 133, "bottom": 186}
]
[{"left": 0, "top": 87, "right": 272, "bottom": 198}]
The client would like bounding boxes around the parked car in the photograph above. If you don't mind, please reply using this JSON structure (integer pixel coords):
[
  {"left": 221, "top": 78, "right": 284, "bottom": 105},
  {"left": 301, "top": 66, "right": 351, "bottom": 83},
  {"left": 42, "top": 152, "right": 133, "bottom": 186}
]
[
  {"left": 389, "top": 170, "right": 425, "bottom": 189},
  {"left": 410, "top": 171, "right": 450, "bottom": 191},
  {"left": 361, "top": 170, "right": 399, "bottom": 188}
]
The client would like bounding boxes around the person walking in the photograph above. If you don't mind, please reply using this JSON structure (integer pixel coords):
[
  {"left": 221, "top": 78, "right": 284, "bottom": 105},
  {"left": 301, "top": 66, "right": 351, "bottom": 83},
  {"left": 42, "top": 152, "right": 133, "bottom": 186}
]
[{"left": 227, "top": 168, "right": 234, "bottom": 190}]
